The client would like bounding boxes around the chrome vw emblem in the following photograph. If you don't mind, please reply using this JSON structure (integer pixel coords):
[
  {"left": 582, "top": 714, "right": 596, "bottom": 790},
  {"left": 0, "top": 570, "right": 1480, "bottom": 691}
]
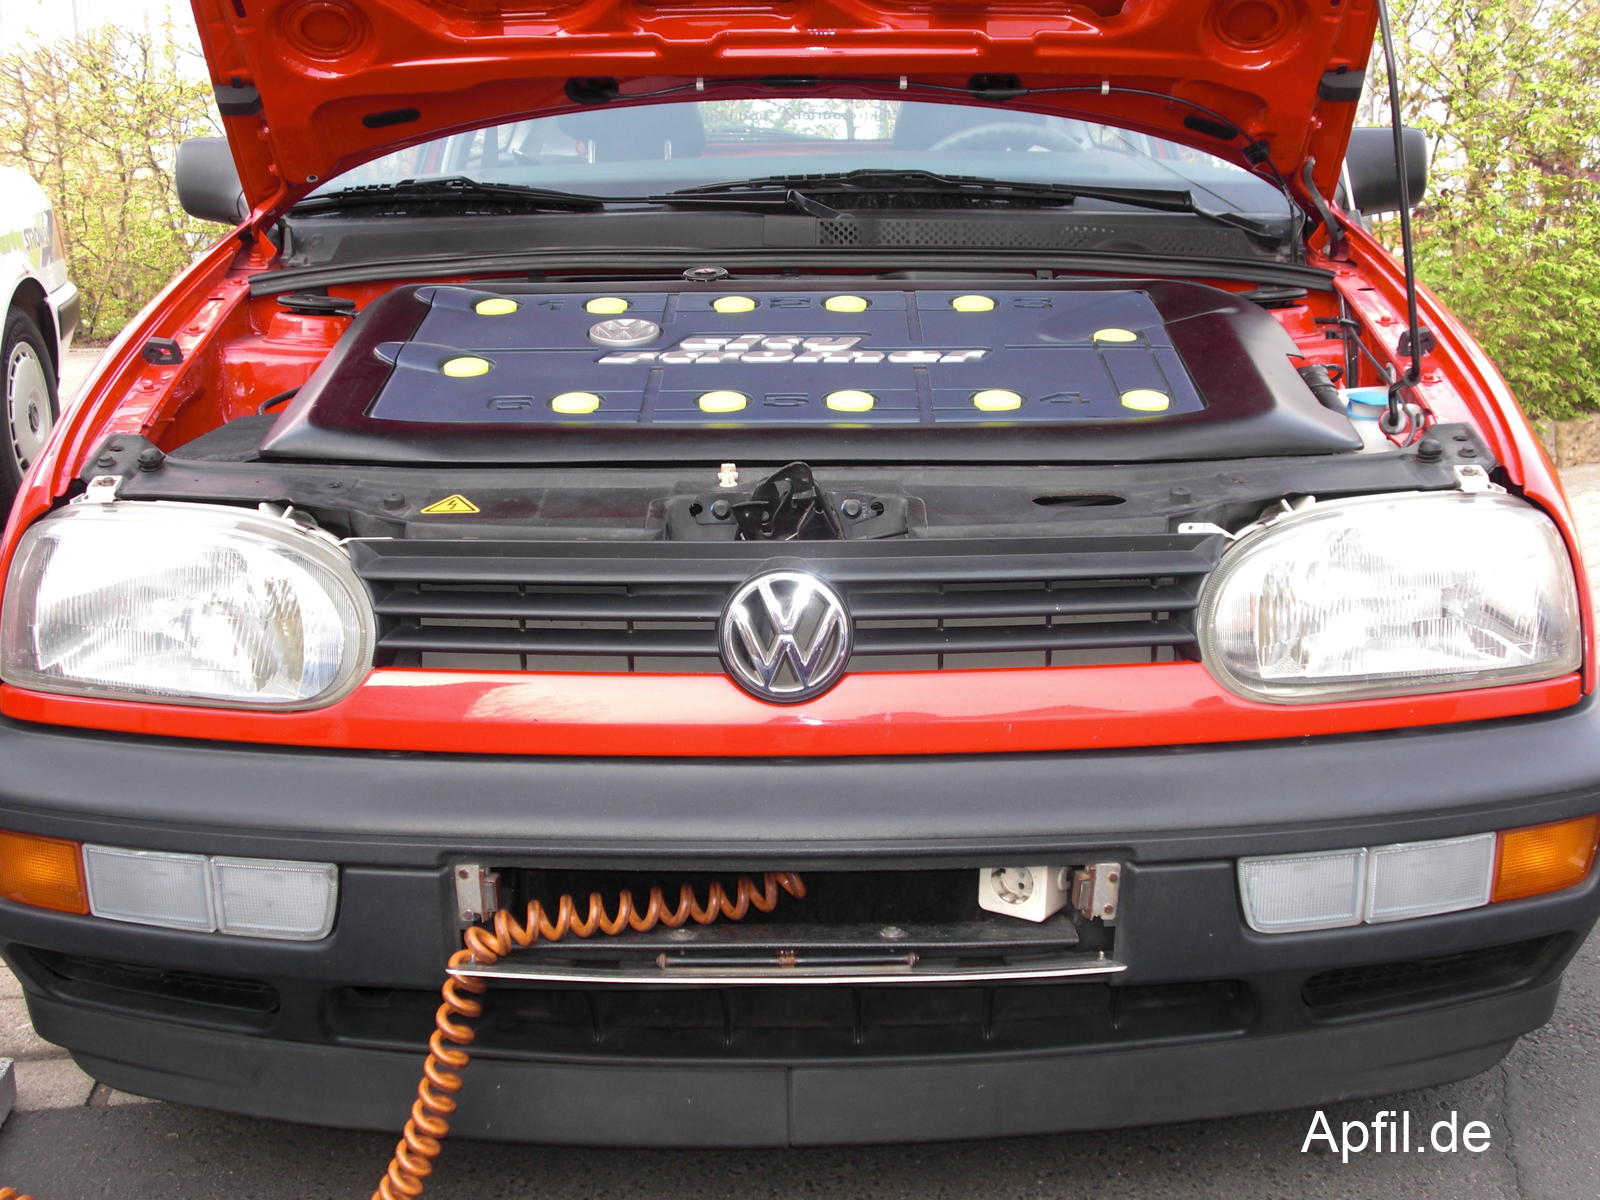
[{"left": 719, "top": 570, "right": 852, "bottom": 703}]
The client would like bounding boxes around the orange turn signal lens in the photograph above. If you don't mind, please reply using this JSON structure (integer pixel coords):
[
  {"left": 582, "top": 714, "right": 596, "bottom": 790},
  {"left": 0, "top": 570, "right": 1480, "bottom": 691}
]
[
  {"left": 1493, "top": 815, "right": 1600, "bottom": 903},
  {"left": 0, "top": 830, "right": 87, "bottom": 914}
]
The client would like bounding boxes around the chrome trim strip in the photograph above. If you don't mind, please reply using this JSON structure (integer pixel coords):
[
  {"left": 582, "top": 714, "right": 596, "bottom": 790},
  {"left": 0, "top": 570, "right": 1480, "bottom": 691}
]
[{"left": 449, "top": 955, "right": 1127, "bottom": 986}]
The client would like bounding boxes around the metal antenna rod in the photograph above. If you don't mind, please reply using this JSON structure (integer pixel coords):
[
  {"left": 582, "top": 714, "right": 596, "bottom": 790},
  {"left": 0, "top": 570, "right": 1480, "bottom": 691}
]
[{"left": 1375, "top": 0, "right": 1425, "bottom": 435}]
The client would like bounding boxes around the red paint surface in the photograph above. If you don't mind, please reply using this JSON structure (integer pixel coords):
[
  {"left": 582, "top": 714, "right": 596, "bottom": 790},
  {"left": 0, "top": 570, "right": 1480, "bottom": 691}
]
[
  {"left": 187, "top": 0, "right": 1383, "bottom": 215},
  {"left": 1, "top": 669, "right": 1579, "bottom": 757},
  {"left": 2, "top": 3, "right": 1584, "bottom": 758}
]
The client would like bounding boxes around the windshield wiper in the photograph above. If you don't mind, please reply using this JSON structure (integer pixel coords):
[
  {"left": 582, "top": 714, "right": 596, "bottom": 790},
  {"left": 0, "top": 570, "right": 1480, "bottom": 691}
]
[
  {"left": 655, "top": 170, "right": 1282, "bottom": 240},
  {"left": 291, "top": 176, "right": 606, "bottom": 214}
]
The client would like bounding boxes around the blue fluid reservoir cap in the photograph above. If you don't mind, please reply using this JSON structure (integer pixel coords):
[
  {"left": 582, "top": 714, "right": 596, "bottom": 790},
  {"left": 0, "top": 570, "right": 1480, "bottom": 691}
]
[{"left": 1342, "top": 386, "right": 1391, "bottom": 420}]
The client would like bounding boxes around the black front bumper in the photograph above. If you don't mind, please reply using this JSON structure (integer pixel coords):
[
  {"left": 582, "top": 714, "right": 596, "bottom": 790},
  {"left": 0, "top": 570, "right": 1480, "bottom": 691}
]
[{"left": 3, "top": 698, "right": 1600, "bottom": 1145}]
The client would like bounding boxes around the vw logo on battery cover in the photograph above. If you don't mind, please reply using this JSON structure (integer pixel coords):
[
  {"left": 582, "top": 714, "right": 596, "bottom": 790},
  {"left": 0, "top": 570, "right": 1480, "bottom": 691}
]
[
  {"left": 720, "top": 570, "right": 852, "bottom": 703},
  {"left": 587, "top": 318, "right": 662, "bottom": 348}
]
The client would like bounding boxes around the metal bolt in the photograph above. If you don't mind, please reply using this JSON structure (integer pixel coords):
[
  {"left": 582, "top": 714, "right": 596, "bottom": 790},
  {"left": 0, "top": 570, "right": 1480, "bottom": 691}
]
[
  {"left": 1106, "top": 872, "right": 1120, "bottom": 885},
  {"left": 1103, "top": 904, "right": 1115, "bottom": 915},
  {"left": 94, "top": 453, "right": 115, "bottom": 468},
  {"left": 666, "top": 927, "right": 696, "bottom": 941},
  {"left": 840, "top": 498, "right": 864, "bottom": 519},
  {"left": 457, "top": 868, "right": 470, "bottom": 879},
  {"left": 1458, "top": 447, "right": 1478, "bottom": 459},
  {"left": 879, "top": 925, "right": 907, "bottom": 940},
  {"left": 710, "top": 498, "right": 732, "bottom": 520}
]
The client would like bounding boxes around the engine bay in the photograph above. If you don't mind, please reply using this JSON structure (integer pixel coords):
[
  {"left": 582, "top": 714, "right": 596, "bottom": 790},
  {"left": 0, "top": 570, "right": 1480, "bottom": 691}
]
[{"left": 78, "top": 266, "right": 1485, "bottom": 546}]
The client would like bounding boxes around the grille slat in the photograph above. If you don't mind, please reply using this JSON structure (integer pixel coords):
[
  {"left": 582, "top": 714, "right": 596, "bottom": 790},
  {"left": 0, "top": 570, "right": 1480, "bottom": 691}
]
[
  {"left": 378, "top": 619, "right": 1194, "bottom": 659},
  {"left": 374, "top": 582, "right": 1199, "bottom": 623},
  {"left": 856, "top": 619, "right": 1195, "bottom": 656},
  {"left": 375, "top": 588, "right": 723, "bottom": 621},
  {"left": 853, "top": 582, "right": 1198, "bottom": 619},
  {"left": 353, "top": 534, "right": 1223, "bottom": 674},
  {"left": 381, "top": 626, "right": 712, "bottom": 656},
  {"left": 348, "top": 536, "right": 1220, "bottom": 586}
]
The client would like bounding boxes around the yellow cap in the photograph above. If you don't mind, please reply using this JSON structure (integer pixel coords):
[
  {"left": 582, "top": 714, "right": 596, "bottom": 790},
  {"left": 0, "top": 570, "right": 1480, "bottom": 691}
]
[
  {"left": 585, "top": 297, "right": 630, "bottom": 315},
  {"left": 950, "top": 294, "right": 996, "bottom": 312},
  {"left": 1093, "top": 327, "right": 1139, "bottom": 343},
  {"left": 698, "top": 390, "right": 748, "bottom": 413},
  {"left": 1120, "top": 389, "right": 1170, "bottom": 412},
  {"left": 825, "top": 389, "right": 876, "bottom": 413},
  {"left": 474, "top": 297, "right": 520, "bottom": 316},
  {"left": 972, "top": 389, "right": 1023, "bottom": 412},
  {"left": 712, "top": 296, "right": 757, "bottom": 314},
  {"left": 440, "top": 356, "right": 492, "bottom": 378},
  {"left": 550, "top": 392, "right": 601, "bottom": 414},
  {"left": 824, "top": 295, "right": 869, "bottom": 313}
]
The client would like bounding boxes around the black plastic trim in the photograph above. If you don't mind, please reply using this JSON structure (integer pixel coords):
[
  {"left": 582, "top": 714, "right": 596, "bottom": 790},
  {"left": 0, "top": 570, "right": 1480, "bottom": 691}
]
[
  {"left": 1318, "top": 68, "right": 1366, "bottom": 102},
  {"left": 0, "top": 696, "right": 1599, "bottom": 866},
  {"left": 52, "top": 288, "right": 81, "bottom": 346},
  {"left": 248, "top": 248, "right": 1339, "bottom": 297},
  {"left": 22, "top": 981, "right": 1557, "bottom": 1144},
  {"left": 212, "top": 82, "right": 262, "bottom": 118}
]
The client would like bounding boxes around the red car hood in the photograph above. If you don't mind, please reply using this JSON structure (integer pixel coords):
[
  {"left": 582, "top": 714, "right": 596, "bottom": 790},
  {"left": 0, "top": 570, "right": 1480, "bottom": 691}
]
[{"left": 192, "top": 0, "right": 1380, "bottom": 218}]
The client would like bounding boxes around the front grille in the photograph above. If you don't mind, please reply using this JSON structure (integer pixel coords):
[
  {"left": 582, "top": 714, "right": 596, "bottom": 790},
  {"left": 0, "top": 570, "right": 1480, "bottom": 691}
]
[
  {"left": 328, "top": 978, "right": 1253, "bottom": 1060},
  {"left": 350, "top": 533, "right": 1222, "bottom": 673}
]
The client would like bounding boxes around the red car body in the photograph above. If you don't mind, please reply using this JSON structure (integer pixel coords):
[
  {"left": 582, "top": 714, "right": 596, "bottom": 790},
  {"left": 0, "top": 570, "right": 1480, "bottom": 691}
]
[{"left": 0, "top": 0, "right": 1594, "bottom": 1146}]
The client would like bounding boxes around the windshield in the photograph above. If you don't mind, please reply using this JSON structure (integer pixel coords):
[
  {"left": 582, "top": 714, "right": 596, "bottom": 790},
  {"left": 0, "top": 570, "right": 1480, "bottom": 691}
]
[{"left": 317, "top": 99, "right": 1289, "bottom": 216}]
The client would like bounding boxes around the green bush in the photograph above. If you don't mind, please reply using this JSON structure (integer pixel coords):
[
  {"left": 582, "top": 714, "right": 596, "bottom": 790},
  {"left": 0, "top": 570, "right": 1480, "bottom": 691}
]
[
  {"left": 0, "top": 24, "right": 218, "bottom": 340},
  {"left": 1391, "top": 0, "right": 1600, "bottom": 420}
]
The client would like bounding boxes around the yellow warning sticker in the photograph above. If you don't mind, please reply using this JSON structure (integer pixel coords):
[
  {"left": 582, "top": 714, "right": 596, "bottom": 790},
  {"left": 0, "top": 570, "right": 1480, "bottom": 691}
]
[{"left": 419, "top": 494, "right": 481, "bottom": 515}]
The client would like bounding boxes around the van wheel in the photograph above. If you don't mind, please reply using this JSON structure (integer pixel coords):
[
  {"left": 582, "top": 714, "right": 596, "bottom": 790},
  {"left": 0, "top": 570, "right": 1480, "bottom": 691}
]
[{"left": 1, "top": 309, "right": 58, "bottom": 514}]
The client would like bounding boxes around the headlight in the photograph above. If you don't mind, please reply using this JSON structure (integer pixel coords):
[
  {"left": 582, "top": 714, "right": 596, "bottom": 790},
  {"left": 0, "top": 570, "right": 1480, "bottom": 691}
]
[
  {"left": 1, "top": 502, "right": 373, "bottom": 709},
  {"left": 1199, "top": 492, "right": 1580, "bottom": 702}
]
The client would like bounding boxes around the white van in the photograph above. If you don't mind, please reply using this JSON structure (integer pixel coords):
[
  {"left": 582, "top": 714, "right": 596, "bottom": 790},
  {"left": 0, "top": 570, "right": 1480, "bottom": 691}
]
[{"left": 0, "top": 167, "right": 78, "bottom": 512}]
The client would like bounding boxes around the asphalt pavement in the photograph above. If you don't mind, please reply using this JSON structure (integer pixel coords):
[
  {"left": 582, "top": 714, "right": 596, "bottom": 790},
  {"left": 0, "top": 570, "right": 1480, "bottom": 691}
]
[{"left": 0, "top": 352, "right": 1596, "bottom": 1197}]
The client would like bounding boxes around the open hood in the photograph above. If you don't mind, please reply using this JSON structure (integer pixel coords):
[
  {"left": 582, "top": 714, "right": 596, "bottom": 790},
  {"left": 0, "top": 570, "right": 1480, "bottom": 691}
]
[{"left": 193, "top": 0, "right": 1380, "bottom": 219}]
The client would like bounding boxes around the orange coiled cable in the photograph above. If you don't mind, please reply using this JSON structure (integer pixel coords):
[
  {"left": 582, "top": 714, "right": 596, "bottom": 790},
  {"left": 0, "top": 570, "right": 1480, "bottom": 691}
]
[
  {"left": 0, "top": 1189, "right": 35, "bottom": 1199},
  {"left": 374, "top": 871, "right": 806, "bottom": 1200}
]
